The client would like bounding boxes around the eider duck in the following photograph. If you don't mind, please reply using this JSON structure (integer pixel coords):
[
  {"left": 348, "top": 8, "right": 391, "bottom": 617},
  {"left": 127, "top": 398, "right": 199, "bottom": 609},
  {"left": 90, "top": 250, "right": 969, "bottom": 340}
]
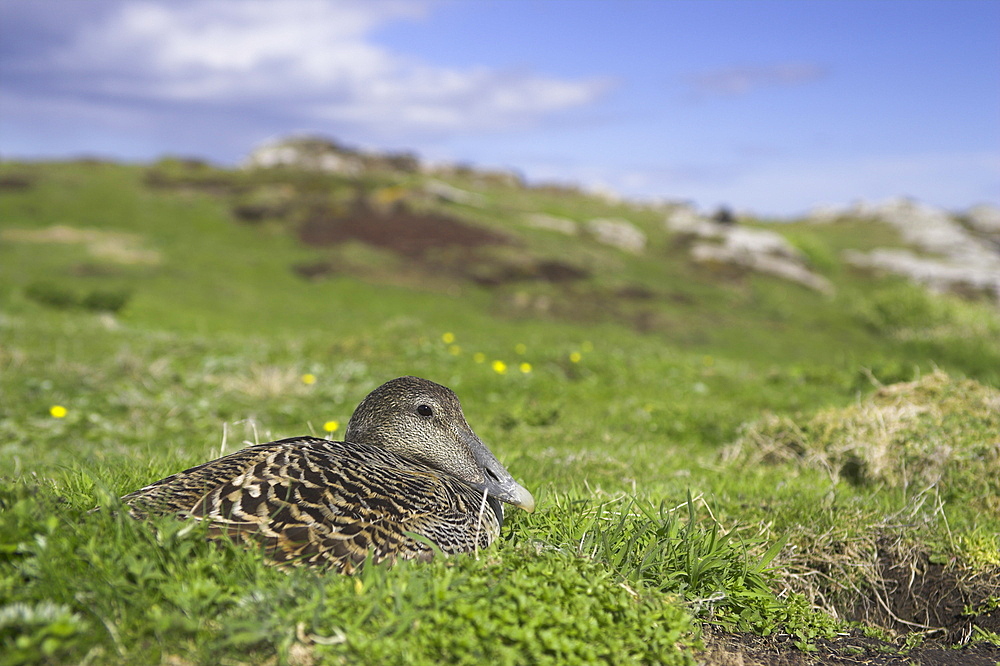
[{"left": 122, "top": 376, "right": 534, "bottom": 571}]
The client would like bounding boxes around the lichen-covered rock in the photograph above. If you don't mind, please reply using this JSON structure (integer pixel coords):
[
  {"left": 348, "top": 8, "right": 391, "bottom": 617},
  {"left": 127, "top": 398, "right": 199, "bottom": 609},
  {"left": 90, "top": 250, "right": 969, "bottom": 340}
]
[
  {"left": 243, "top": 135, "right": 420, "bottom": 174},
  {"left": 586, "top": 218, "right": 646, "bottom": 253},
  {"left": 844, "top": 248, "right": 1000, "bottom": 301},
  {"left": 523, "top": 213, "right": 578, "bottom": 235},
  {"left": 692, "top": 242, "right": 833, "bottom": 293},
  {"left": 666, "top": 205, "right": 832, "bottom": 293},
  {"left": 965, "top": 203, "right": 1000, "bottom": 236},
  {"left": 820, "top": 198, "right": 1000, "bottom": 303},
  {"left": 422, "top": 179, "right": 487, "bottom": 207},
  {"left": 243, "top": 136, "right": 365, "bottom": 174}
]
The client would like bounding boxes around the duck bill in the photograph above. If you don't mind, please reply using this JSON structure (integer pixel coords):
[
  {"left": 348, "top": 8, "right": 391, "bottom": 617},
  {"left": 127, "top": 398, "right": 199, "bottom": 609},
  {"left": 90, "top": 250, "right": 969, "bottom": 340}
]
[
  {"left": 490, "top": 475, "right": 536, "bottom": 513},
  {"left": 466, "top": 431, "right": 536, "bottom": 513}
]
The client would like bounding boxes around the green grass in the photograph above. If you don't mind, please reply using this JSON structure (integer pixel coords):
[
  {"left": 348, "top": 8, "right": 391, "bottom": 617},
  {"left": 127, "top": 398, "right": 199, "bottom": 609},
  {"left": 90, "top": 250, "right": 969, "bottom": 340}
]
[{"left": 1, "top": 160, "right": 998, "bottom": 664}]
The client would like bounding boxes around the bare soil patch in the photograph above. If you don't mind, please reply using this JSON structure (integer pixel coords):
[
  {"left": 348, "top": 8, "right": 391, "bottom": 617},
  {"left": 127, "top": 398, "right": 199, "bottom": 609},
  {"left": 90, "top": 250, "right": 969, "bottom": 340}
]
[
  {"left": 294, "top": 203, "right": 596, "bottom": 291},
  {"left": 847, "top": 538, "right": 1000, "bottom": 643},
  {"left": 0, "top": 173, "right": 35, "bottom": 191},
  {"left": 702, "top": 629, "right": 1000, "bottom": 666},
  {"left": 752, "top": 534, "right": 1000, "bottom": 665},
  {"left": 466, "top": 259, "right": 590, "bottom": 286},
  {"left": 232, "top": 202, "right": 279, "bottom": 223},
  {"left": 298, "top": 205, "right": 510, "bottom": 257}
]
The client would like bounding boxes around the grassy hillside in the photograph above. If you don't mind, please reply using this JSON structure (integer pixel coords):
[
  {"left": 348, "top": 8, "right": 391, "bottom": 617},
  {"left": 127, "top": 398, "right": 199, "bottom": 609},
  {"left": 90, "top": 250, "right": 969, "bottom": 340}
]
[{"left": 1, "top": 159, "right": 998, "bottom": 665}]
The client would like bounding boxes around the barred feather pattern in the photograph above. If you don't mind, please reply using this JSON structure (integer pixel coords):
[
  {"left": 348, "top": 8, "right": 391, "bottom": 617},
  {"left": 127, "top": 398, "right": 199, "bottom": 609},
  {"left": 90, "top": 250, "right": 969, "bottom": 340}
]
[{"left": 123, "top": 436, "right": 503, "bottom": 572}]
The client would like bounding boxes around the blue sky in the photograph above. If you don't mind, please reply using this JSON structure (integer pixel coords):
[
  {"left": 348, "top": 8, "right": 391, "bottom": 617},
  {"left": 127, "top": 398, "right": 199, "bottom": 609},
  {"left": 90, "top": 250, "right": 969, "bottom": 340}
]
[{"left": 1, "top": 0, "right": 997, "bottom": 216}]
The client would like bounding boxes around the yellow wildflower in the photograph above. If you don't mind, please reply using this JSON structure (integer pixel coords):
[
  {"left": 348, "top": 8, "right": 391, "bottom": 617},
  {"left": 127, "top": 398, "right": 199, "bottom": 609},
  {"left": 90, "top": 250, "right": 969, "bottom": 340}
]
[
  {"left": 448, "top": 344, "right": 462, "bottom": 356},
  {"left": 301, "top": 373, "right": 317, "bottom": 385},
  {"left": 519, "top": 362, "right": 532, "bottom": 374},
  {"left": 323, "top": 420, "right": 340, "bottom": 433},
  {"left": 569, "top": 352, "right": 582, "bottom": 363},
  {"left": 492, "top": 360, "right": 507, "bottom": 375},
  {"left": 514, "top": 343, "right": 527, "bottom": 355},
  {"left": 441, "top": 332, "right": 456, "bottom": 344},
  {"left": 49, "top": 405, "right": 68, "bottom": 418}
]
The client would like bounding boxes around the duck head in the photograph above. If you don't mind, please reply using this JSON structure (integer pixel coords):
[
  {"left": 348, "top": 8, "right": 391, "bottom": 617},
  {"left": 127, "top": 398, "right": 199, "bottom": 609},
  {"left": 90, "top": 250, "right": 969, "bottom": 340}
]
[{"left": 345, "top": 376, "right": 535, "bottom": 513}]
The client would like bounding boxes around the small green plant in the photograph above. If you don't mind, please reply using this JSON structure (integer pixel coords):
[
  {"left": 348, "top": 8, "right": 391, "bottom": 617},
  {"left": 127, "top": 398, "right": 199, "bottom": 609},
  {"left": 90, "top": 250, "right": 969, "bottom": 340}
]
[
  {"left": 24, "top": 281, "right": 130, "bottom": 313},
  {"left": 0, "top": 601, "right": 89, "bottom": 666},
  {"left": 539, "top": 492, "right": 840, "bottom": 643},
  {"left": 962, "top": 595, "right": 1000, "bottom": 646},
  {"left": 24, "top": 281, "right": 77, "bottom": 309},
  {"left": 303, "top": 551, "right": 699, "bottom": 666},
  {"left": 80, "top": 288, "right": 130, "bottom": 313},
  {"left": 851, "top": 282, "right": 947, "bottom": 334}
]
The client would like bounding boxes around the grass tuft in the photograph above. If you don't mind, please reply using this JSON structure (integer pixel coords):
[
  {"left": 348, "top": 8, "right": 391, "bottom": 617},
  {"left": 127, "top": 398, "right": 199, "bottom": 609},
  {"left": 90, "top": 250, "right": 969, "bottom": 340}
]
[{"left": 727, "top": 371, "right": 1000, "bottom": 505}]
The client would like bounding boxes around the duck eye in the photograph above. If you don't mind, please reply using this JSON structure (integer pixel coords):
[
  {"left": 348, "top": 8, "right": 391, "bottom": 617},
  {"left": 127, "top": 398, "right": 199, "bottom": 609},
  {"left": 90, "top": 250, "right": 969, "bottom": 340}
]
[{"left": 416, "top": 404, "right": 433, "bottom": 417}]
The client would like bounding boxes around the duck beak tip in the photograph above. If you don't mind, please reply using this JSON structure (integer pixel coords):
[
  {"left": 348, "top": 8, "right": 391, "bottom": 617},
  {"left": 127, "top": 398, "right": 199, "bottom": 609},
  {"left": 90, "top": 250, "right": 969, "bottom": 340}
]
[{"left": 512, "top": 485, "right": 535, "bottom": 513}]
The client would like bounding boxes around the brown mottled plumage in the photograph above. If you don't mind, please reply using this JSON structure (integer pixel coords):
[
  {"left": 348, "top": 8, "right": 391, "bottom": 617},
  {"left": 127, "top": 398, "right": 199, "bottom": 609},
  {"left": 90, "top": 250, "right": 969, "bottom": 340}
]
[{"left": 122, "top": 376, "right": 534, "bottom": 571}]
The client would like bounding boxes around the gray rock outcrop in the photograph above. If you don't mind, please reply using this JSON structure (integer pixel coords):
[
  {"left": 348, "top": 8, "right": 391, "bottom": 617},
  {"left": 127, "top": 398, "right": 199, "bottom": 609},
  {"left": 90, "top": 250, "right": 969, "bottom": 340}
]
[
  {"left": 820, "top": 198, "right": 1000, "bottom": 302},
  {"left": 665, "top": 206, "right": 833, "bottom": 293}
]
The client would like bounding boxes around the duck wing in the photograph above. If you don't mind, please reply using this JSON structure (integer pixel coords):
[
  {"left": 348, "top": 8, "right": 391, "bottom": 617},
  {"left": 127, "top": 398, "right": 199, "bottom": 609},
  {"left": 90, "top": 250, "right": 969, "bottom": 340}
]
[{"left": 122, "top": 437, "right": 502, "bottom": 571}]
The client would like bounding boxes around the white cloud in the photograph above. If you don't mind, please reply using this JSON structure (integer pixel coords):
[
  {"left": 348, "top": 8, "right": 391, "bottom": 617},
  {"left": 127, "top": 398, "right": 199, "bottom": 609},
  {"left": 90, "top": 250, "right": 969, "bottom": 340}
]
[{"left": 47, "top": 0, "right": 610, "bottom": 134}]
